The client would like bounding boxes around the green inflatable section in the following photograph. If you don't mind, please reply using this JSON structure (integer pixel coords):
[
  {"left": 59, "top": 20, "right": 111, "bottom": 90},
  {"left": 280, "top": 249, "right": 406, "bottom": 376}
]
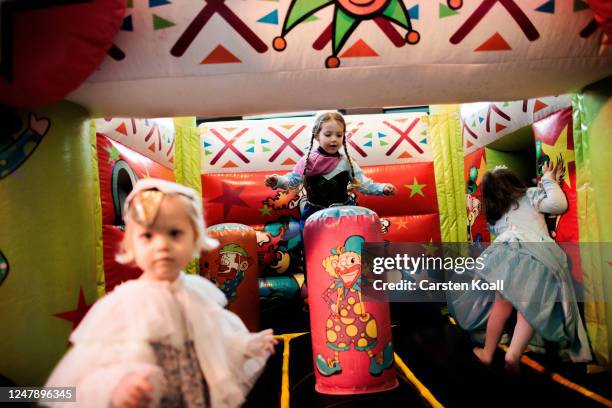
[
  {"left": 485, "top": 126, "right": 536, "bottom": 185},
  {"left": 0, "top": 102, "right": 98, "bottom": 385},
  {"left": 573, "top": 78, "right": 612, "bottom": 370}
]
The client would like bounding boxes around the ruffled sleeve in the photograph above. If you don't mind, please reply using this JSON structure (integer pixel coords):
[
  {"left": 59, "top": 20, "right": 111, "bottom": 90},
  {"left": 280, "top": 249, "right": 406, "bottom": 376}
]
[
  {"left": 526, "top": 178, "right": 568, "bottom": 214},
  {"left": 274, "top": 159, "right": 304, "bottom": 189}
]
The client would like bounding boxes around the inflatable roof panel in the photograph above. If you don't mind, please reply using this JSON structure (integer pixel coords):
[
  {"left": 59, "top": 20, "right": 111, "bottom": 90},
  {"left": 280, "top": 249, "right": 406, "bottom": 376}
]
[{"left": 66, "top": 1, "right": 612, "bottom": 117}]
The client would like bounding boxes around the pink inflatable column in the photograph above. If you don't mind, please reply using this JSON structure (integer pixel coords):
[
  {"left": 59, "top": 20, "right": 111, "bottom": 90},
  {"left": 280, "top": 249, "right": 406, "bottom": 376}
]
[{"left": 303, "top": 206, "right": 397, "bottom": 394}]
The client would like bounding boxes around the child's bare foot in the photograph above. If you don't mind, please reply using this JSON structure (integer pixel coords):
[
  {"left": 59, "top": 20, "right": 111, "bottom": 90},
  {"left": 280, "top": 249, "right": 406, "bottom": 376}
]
[
  {"left": 472, "top": 347, "right": 492, "bottom": 366},
  {"left": 504, "top": 356, "right": 521, "bottom": 374}
]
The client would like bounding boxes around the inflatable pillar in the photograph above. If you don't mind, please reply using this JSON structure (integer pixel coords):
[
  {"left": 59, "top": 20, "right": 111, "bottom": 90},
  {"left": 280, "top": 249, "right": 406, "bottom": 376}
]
[
  {"left": 200, "top": 223, "right": 260, "bottom": 331},
  {"left": 303, "top": 207, "right": 397, "bottom": 394}
]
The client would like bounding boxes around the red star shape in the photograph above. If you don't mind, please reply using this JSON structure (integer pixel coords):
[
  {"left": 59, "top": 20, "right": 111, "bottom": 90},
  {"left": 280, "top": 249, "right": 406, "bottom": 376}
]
[
  {"left": 53, "top": 287, "right": 93, "bottom": 331},
  {"left": 209, "top": 182, "right": 250, "bottom": 218}
]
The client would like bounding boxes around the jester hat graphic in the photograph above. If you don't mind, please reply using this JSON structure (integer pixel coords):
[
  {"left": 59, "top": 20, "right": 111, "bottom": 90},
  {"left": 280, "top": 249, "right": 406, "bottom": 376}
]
[{"left": 273, "top": 0, "right": 422, "bottom": 68}]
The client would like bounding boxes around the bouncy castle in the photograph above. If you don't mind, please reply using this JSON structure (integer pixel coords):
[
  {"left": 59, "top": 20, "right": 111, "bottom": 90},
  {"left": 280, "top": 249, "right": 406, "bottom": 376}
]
[{"left": 1, "top": 0, "right": 612, "bottom": 406}]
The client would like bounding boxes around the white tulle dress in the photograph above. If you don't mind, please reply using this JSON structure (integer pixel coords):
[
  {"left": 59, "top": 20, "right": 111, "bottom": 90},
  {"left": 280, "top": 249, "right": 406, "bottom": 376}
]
[{"left": 44, "top": 273, "right": 268, "bottom": 408}]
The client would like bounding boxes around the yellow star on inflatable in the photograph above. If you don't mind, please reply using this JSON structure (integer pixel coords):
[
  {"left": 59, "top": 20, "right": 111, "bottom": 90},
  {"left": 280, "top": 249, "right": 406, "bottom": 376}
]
[
  {"left": 405, "top": 178, "right": 426, "bottom": 197},
  {"left": 542, "top": 125, "right": 575, "bottom": 188}
]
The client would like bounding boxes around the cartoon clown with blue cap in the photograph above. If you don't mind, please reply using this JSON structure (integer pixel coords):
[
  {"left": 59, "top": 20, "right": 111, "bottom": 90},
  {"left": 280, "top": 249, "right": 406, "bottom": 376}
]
[{"left": 316, "top": 235, "right": 394, "bottom": 376}]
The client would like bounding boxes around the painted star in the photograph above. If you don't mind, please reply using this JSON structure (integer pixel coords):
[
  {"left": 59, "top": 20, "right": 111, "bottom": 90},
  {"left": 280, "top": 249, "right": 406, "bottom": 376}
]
[
  {"left": 395, "top": 218, "right": 408, "bottom": 230},
  {"left": 209, "top": 182, "right": 250, "bottom": 218},
  {"left": 104, "top": 145, "right": 121, "bottom": 163},
  {"left": 405, "top": 178, "right": 426, "bottom": 197},
  {"left": 541, "top": 126, "right": 575, "bottom": 188},
  {"left": 53, "top": 287, "right": 93, "bottom": 331},
  {"left": 259, "top": 205, "right": 272, "bottom": 216}
]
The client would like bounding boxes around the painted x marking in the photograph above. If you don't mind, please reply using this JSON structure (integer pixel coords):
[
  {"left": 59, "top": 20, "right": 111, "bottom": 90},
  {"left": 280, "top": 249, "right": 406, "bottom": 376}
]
[
  {"left": 210, "top": 128, "right": 249, "bottom": 165},
  {"left": 268, "top": 125, "right": 306, "bottom": 163}
]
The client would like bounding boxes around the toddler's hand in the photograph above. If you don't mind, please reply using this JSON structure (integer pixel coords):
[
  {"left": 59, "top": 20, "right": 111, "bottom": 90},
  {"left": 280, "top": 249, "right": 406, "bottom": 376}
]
[
  {"left": 264, "top": 175, "right": 278, "bottom": 188},
  {"left": 246, "top": 329, "right": 278, "bottom": 357},
  {"left": 383, "top": 184, "right": 396, "bottom": 196},
  {"left": 111, "top": 372, "right": 153, "bottom": 408},
  {"left": 542, "top": 160, "right": 563, "bottom": 182}
]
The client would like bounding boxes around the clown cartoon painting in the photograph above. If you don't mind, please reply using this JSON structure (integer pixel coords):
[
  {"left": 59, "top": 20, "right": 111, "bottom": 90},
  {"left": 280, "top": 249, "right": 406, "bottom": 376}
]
[
  {"left": 316, "top": 235, "right": 393, "bottom": 376},
  {"left": 214, "top": 243, "right": 250, "bottom": 302}
]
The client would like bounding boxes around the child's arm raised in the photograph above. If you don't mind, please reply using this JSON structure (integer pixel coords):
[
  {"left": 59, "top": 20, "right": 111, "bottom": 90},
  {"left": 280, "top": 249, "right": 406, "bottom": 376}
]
[{"left": 532, "top": 161, "right": 568, "bottom": 214}]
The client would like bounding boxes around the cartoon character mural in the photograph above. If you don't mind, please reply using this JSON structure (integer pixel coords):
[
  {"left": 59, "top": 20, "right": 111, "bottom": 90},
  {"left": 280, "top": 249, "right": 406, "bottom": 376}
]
[
  {"left": 316, "top": 235, "right": 393, "bottom": 376},
  {"left": 213, "top": 243, "right": 250, "bottom": 302},
  {"left": 257, "top": 190, "right": 305, "bottom": 276},
  {"left": 273, "top": 0, "right": 426, "bottom": 68},
  {"left": 0, "top": 110, "right": 50, "bottom": 180}
]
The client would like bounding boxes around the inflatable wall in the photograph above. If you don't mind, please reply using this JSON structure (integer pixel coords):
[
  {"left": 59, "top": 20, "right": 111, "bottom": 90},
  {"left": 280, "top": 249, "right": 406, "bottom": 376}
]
[
  {"left": 94, "top": 118, "right": 177, "bottom": 294},
  {"left": 200, "top": 112, "right": 443, "bottom": 281}
]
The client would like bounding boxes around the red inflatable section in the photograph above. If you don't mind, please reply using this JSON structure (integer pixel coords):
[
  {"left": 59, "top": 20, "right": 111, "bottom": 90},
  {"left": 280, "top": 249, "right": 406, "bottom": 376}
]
[
  {"left": 97, "top": 134, "right": 174, "bottom": 292},
  {"left": 0, "top": 0, "right": 125, "bottom": 107},
  {"left": 464, "top": 148, "right": 490, "bottom": 243},
  {"left": 202, "top": 162, "right": 442, "bottom": 276},
  {"left": 200, "top": 224, "right": 260, "bottom": 331},
  {"left": 532, "top": 108, "right": 582, "bottom": 283},
  {"left": 303, "top": 207, "right": 397, "bottom": 394}
]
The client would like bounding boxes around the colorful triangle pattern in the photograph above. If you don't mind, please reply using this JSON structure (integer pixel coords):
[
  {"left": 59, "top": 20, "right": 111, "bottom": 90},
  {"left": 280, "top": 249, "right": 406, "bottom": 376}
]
[
  {"left": 116, "top": 123, "right": 127, "bottom": 136},
  {"left": 475, "top": 33, "right": 511, "bottom": 51},
  {"left": 153, "top": 14, "right": 175, "bottom": 30},
  {"left": 440, "top": 3, "right": 459, "bottom": 18},
  {"left": 282, "top": 158, "right": 296, "bottom": 165},
  {"left": 398, "top": 151, "right": 412, "bottom": 159},
  {"left": 258, "top": 10, "right": 278, "bottom": 25},
  {"left": 533, "top": 99, "right": 548, "bottom": 113},
  {"left": 495, "top": 123, "right": 507, "bottom": 132},
  {"left": 340, "top": 39, "right": 378, "bottom": 58},
  {"left": 149, "top": 0, "right": 171, "bottom": 7},
  {"left": 574, "top": 0, "right": 589, "bottom": 11},
  {"left": 121, "top": 15, "right": 133, "bottom": 32},
  {"left": 408, "top": 5, "right": 419, "bottom": 20},
  {"left": 201, "top": 45, "right": 241, "bottom": 64},
  {"left": 535, "top": 0, "right": 555, "bottom": 13},
  {"left": 223, "top": 161, "right": 238, "bottom": 168}
]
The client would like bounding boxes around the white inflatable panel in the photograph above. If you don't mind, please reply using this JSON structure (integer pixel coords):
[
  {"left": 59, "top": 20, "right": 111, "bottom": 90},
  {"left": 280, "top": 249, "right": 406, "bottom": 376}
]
[
  {"left": 200, "top": 112, "right": 431, "bottom": 173},
  {"left": 95, "top": 118, "right": 176, "bottom": 168},
  {"left": 68, "top": 1, "right": 611, "bottom": 117}
]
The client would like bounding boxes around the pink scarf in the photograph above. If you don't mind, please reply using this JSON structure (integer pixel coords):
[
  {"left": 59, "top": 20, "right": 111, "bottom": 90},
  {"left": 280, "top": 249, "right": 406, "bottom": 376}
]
[{"left": 294, "top": 148, "right": 341, "bottom": 177}]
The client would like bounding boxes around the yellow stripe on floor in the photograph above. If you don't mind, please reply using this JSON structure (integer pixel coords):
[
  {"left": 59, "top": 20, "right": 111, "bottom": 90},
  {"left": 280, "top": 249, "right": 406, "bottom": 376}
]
[
  {"left": 275, "top": 332, "right": 308, "bottom": 408},
  {"left": 394, "top": 352, "right": 445, "bottom": 408}
]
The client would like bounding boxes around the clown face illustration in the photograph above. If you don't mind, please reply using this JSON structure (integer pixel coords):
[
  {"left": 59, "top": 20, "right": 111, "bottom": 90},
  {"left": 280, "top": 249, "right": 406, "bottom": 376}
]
[{"left": 215, "top": 243, "right": 249, "bottom": 302}]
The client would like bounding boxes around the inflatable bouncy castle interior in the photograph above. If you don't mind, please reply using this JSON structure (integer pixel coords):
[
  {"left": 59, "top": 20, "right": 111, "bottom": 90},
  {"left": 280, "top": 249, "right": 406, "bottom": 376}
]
[{"left": 1, "top": 1, "right": 612, "bottom": 406}]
